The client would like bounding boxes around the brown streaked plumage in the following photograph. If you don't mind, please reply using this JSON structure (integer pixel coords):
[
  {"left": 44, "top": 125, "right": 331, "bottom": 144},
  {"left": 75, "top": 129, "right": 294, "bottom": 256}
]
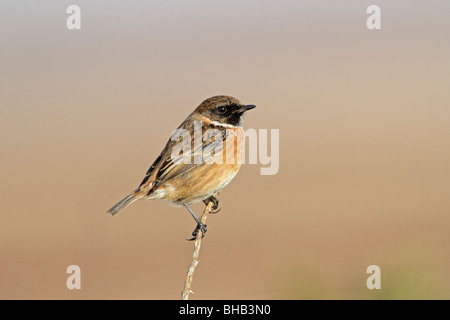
[{"left": 107, "top": 95, "right": 255, "bottom": 239}]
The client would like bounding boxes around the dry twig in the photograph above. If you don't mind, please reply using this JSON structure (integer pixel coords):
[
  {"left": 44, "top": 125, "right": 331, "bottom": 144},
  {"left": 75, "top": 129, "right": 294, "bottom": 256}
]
[{"left": 181, "top": 199, "right": 215, "bottom": 300}]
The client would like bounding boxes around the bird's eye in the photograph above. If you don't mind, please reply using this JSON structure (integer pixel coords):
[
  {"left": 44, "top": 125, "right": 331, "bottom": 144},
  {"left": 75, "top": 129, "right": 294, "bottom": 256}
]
[{"left": 217, "top": 106, "right": 227, "bottom": 114}]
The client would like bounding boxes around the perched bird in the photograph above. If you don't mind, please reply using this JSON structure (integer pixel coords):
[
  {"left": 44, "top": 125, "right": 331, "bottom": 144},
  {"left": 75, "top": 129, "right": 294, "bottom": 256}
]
[{"left": 107, "top": 95, "right": 255, "bottom": 239}]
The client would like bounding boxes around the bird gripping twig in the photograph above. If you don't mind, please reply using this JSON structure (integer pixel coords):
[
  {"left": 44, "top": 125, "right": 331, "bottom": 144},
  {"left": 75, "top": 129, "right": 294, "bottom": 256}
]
[{"left": 181, "top": 198, "right": 216, "bottom": 300}]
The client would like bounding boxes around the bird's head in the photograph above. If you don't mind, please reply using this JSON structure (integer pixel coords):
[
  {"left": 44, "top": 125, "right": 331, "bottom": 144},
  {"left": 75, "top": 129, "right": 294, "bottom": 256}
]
[{"left": 194, "top": 95, "right": 255, "bottom": 127}]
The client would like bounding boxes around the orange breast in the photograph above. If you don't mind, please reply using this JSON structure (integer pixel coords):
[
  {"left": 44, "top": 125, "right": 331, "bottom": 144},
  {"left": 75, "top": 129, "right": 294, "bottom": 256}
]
[{"left": 153, "top": 127, "right": 245, "bottom": 204}]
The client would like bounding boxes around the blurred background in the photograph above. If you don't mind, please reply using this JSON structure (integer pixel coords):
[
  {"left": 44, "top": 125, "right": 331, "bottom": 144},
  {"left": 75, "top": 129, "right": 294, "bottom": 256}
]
[{"left": 1, "top": 0, "right": 449, "bottom": 299}]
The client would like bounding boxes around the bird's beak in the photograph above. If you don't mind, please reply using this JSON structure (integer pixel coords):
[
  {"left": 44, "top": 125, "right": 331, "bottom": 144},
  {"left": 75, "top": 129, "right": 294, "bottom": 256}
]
[{"left": 235, "top": 104, "right": 256, "bottom": 113}]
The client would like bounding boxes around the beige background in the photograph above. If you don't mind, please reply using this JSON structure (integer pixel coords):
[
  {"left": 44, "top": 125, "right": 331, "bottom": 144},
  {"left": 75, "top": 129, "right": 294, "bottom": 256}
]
[{"left": 1, "top": 1, "right": 449, "bottom": 299}]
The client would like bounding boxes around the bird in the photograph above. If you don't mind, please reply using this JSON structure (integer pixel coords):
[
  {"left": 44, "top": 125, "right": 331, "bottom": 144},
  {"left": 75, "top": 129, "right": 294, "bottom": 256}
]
[{"left": 107, "top": 95, "right": 255, "bottom": 240}]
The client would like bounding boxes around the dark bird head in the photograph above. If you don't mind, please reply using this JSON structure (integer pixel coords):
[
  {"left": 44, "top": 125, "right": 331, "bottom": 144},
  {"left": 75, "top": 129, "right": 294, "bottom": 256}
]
[{"left": 194, "top": 95, "right": 256, "bottom": 127}]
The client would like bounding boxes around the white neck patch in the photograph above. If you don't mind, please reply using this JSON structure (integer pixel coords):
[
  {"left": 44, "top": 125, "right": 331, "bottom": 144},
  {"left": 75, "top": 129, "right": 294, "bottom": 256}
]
[
  {"left": 209, "top": 120, "right": 241, "bottom": 128},
  {"left": 199, "top": 115, "right": 243, "bottom": 128}
]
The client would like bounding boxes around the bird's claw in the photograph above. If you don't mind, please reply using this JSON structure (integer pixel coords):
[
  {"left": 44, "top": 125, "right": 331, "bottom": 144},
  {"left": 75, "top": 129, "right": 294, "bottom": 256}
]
[
  {"left": 211, "top": 207, "right": 221, "bottom": 214},
  {"left": 203, "top": 196, "right": 220, "bottom": 214},
  {"left": 186, "top": 223, "right": 207, "bottom": 241}
]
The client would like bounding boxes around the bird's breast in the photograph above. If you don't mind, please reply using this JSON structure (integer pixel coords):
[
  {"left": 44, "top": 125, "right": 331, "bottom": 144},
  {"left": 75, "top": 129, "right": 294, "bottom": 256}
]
[{"left": 147, "top": 127, "right": 245, "bottom": 204}]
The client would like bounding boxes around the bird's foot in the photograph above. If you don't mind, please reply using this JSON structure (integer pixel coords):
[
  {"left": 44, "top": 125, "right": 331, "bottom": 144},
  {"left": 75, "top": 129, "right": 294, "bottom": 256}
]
[
  {"left": 186, "top": 223, "right": 207, "bottom": 241},
  {"left": 203, "top": 196, "right": 220, "bottom": 214}
]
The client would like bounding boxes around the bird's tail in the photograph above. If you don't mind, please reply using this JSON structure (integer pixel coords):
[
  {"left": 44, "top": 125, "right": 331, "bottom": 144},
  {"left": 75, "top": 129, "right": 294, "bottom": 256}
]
[{"left": 107, "top": 193, "right": 139, "bottom": 215}]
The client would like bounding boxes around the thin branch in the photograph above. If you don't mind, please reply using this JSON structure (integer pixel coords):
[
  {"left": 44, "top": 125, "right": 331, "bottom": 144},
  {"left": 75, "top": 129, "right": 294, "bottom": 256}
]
[{"left": 181, "top": 199, "right": 215, "bottom": 300}]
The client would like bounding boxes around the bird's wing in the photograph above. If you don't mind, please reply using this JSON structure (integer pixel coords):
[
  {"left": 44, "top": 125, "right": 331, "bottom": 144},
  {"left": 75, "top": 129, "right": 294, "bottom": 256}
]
[
  {"left": 137, "top": 136, "right": 223, "bottom": 192},
  {"left": 138, "top": 154, "right": 162, "bottom": 188},
  {"left": 156, "top": 140, "right": 221, "bottom": 183}
]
